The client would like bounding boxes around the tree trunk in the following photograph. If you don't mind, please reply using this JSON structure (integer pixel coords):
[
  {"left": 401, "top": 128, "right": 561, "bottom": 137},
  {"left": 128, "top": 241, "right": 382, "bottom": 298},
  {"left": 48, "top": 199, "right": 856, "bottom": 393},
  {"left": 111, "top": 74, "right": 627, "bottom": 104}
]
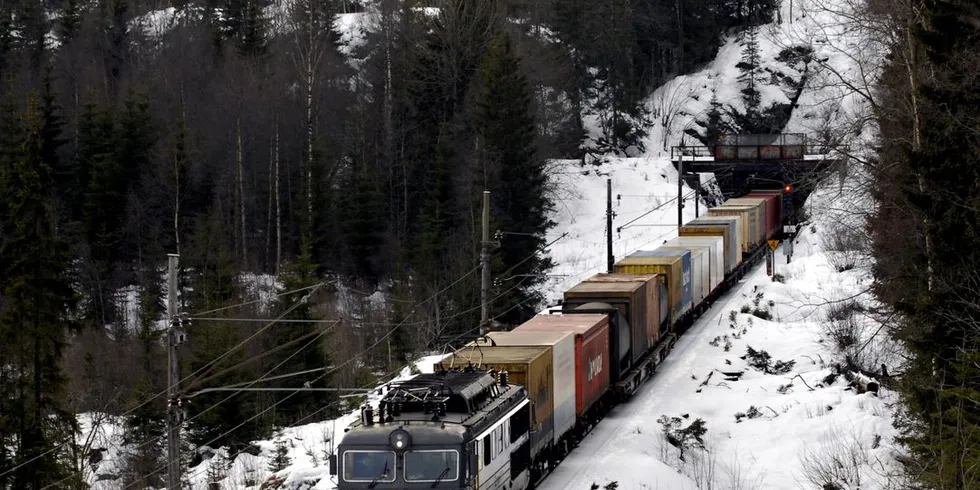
[
  {"left": 275, "top": 117, "right": 282, "bottom": 274},
  {"left": 304, "top": 5, "right": 316, "bottom": 239},
  {"left": 905, "top": 23, "right": 932, "bottom": 292},
  {"left": 266, "top": 125, "right": 274, "bottom": 270},
  {"left": 237, "top": 117, "right": 247, "bottom": 269}
]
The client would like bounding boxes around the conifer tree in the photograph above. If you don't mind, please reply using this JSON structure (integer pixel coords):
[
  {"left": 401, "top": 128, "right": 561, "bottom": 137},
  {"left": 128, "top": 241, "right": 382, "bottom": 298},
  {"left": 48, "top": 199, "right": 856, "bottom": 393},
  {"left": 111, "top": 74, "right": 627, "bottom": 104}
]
[
  {"left": 184, "top": 212, "right": 267, "bottom": 448},
  {"left": 267, "top": 241, "right": 336, "bottom": 425},
  {"left": 474, "top": 33, "right": 556, "bottom": 327},
  {"left": 0, "top": 91, "right": 80, "bottom": 490},
  {"left": 869, "top": 0, "right": 980, "bottom": 487}
]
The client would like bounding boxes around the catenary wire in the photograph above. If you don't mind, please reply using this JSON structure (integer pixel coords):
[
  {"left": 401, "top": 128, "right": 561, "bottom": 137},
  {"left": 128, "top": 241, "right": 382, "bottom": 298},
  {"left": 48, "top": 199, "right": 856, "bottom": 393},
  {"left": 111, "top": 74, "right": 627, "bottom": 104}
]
[{"left": 0, "top": 281, "right": 324, "bottom": 482}]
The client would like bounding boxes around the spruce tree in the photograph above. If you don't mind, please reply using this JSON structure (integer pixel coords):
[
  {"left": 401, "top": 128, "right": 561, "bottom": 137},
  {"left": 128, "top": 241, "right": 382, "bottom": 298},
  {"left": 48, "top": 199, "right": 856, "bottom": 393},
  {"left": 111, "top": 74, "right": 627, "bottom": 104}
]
[
  {"left": 474, "top": 33, "right": 556, "bottom": 327},
  {"left": 77, "top": 100, "right": 122, "bottom": 326},
  {"left": 414, "top": 124, "right": 458, "bottom": 307},
  {"left": 184, "top": 211, "right": 267, "bottom": 448},
  {"left": 267, "top": 241, "right": 336, "bottom": 426},
  {"left": 0, "top": 91, "right": 80, "bottom": 490}
]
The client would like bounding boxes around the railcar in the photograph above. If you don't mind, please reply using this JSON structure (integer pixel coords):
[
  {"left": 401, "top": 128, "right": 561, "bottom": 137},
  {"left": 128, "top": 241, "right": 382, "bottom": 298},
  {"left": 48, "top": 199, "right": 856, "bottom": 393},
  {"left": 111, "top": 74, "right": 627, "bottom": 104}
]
[{"left": 332, "top": 191, "right": 785, "bottom": 489}]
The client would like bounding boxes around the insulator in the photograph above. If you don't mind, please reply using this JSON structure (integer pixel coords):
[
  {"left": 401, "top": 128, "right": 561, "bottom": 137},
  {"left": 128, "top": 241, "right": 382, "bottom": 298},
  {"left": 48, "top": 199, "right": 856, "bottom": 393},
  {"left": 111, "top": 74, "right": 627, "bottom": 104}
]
[{"left": 362, "top": 405, "right": 374, "bottom": 426}]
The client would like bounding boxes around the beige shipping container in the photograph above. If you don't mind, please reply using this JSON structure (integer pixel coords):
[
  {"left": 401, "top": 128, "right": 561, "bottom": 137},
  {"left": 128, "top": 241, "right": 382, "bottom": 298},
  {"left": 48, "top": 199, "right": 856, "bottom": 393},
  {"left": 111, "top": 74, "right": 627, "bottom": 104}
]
[
  {"left": 436, "top": 345, "right": 554, "bottom": 457},
  {"left": 708, "top": 205, "right": 757, "bottom": 250},
  {"left": 478, "top": 330, "right": 577, "bottom": 444},
  {"left": 724, "top": 198, "right": 767, "bottom": 245}
]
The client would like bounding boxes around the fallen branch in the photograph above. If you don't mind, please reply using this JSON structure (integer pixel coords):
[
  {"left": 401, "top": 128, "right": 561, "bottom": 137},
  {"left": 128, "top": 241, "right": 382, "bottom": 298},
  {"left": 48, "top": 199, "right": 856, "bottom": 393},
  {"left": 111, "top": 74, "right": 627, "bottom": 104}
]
[{"left": 792, "top": 374, "right": 815, "bottom": 391}]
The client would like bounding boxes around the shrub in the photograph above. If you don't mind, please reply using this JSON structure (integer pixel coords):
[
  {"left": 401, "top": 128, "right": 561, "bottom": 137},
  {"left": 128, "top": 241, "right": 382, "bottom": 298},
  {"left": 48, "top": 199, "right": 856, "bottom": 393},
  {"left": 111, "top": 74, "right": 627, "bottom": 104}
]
[
  {"left": 743, "top": 346, "right": 796, "bottom": 374},
  {"left": 658, "top": 415, "right": 708, "bottom": 462},
  {"left": 821, "top": 222, "right": 869, "bottom": 272}
]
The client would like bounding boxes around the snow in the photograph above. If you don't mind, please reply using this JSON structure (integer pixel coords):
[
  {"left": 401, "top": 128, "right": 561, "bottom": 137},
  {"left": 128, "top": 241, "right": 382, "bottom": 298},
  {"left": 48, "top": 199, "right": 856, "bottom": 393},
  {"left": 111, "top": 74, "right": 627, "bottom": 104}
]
[
  {"left": 177, "top": 353, "right": 448, "bottom": 490},
  {"left": 538, "top": 231, "right": 901, "bottom": 489},
  {"left": 72, "top": 0, "right": 905, "bottom": 486}
]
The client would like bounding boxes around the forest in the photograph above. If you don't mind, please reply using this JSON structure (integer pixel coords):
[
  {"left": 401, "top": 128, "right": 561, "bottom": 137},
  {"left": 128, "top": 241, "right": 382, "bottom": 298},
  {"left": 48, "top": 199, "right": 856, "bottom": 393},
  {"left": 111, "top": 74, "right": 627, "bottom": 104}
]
[
  {"left": 0, "top": 0, "right": 781, "bottom": 487},
  {"left": 869, "top": 0, "right": 980, "bottom": 487}
]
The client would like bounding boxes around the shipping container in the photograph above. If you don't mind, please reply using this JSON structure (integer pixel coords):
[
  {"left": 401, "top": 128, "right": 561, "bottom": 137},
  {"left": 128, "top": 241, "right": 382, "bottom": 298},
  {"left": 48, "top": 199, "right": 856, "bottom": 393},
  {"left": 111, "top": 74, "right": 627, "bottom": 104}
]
[
  {"left": 477, "top": 330, "right": 576, "bottom": 444},
  {"left": 665, "top": 236, "right": 724, "bottom": 295},
  {"left": 614, "top": 250, "right": 692, "bottom": 324},
  {"left": 745, "top": 191, "right": 783, "bottom": 239},
  {"left": 724, "top": 198, "right": 768, "bottom": 243},
  {"left": 583, "top": 273, "right": 666, "bottom": 351},
  {"left": 697, "top": 215, "right": 745, "bottom": 264},
  {"left": 513, "top": 314, "right": 611, "bottom": 417},
  {"left": 436, "top": 345, "right": 554, "bottom": 457},
  {"left": 712, "top": 204, "right": 758, "bottom": 247},
  {"left": 656, "top": 245, "right": 709, "bottom": 309},
  {"left": 562, "top": 281, "right": 643, "bottom": 383},
  {"left": 679, "top": 217, "right": 743, "bottom": 272},
  {"left": 708, "top": 205, "right": 758, "bottom": 250}
]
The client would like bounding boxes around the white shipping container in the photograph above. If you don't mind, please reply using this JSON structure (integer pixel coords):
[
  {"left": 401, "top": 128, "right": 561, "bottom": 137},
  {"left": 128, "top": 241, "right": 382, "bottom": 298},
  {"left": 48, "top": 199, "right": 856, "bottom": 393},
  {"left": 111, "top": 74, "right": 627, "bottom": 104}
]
[
  {"left": 689, "top": 246, "right": 709, "bottom": 306},
  {"left": 481, "top": 330, "right": 577, "bottom": 443},
  {"left": 690, "top": 215, "right": 744, "bottom": 266},
  {"left": 668, "top": 236, "right": 724, "bottom": 293}
]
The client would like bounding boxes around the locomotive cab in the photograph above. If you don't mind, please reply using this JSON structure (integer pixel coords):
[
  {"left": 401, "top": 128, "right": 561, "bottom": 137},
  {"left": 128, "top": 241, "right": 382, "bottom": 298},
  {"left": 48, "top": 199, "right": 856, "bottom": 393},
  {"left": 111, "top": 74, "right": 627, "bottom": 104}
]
[{"left": 332, "top": 425, "right": 465, "bottom": 488}]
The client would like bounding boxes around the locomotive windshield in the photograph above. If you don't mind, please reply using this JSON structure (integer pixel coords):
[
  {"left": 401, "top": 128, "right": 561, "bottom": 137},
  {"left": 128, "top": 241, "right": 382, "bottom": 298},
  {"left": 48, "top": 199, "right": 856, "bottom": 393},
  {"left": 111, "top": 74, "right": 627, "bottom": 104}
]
[
  {"left": 342, "top": 451, "right": 395, "bottom": 482},
  {"left": 404, "top": 450, "right": 459, "bottom": 482}
]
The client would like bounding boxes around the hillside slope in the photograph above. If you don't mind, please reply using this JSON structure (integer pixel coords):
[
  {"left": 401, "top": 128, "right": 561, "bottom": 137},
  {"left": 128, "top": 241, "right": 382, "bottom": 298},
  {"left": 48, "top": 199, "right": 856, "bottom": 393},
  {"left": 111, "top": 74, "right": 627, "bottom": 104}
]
[{"left": 74, "top": 0, "right": 901, "bottom": 486}]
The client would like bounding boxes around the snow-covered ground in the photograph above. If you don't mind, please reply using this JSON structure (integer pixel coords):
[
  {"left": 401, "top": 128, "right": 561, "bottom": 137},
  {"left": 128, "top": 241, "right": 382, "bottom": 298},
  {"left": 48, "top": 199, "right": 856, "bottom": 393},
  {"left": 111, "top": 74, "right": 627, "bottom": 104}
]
[
  {"left": 71, "top": 0, "right": 904, "bottom": 486},
  {"left": 538, "top": 218, "right": 902, "bottom": 490}
]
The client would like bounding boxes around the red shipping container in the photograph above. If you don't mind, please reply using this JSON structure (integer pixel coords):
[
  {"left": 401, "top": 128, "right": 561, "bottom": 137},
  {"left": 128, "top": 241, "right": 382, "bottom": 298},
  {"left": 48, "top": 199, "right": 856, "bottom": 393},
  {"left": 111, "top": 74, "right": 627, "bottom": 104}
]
[
  {"left": 745, "top": 191, "right": 782, "bottom": 239},
  {"left": 514, "top": 314, "right": 611, "bottom": 417}
]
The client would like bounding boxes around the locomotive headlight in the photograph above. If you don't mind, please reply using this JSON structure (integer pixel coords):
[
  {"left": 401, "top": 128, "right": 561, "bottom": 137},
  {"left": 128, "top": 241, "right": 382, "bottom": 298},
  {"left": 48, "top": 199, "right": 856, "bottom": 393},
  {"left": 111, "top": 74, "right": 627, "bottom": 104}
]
[{"left": 389, "top": 429, "right": 411, "bottom": 451}]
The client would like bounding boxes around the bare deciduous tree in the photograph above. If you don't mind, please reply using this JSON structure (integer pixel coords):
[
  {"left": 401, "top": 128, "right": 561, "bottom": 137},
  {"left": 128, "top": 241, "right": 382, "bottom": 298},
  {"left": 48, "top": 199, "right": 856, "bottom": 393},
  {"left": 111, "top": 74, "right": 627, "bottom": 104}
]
[{"left": 651, "top": 77, "right": 694, "bottom": 151}]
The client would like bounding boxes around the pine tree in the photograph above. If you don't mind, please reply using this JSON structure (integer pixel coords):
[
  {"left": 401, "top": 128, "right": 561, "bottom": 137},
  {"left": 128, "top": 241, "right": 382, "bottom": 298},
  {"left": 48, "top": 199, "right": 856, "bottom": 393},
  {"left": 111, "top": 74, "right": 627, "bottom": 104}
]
[
  {"left": 122, "top": 258, "right": 166, "bottom": 489},
  {"left": 474, "top": 33, "right": 556, "bottom": 327},
  {"left": 0, "top": 90, "right": 81, "bottom": 490}
]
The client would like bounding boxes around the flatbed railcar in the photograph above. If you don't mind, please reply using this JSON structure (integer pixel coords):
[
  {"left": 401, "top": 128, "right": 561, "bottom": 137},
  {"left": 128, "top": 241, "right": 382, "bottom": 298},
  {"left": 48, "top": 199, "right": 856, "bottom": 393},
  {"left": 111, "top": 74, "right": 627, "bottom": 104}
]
[{"left": 330, "top": 191, "right": 783, "bottom": 489}]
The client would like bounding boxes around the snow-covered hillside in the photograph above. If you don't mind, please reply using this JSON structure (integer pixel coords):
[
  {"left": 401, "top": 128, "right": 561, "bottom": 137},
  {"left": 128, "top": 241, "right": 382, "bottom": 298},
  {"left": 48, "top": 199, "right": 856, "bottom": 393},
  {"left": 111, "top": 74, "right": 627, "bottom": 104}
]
[{"left": 72, "top": 0, "right": 905, "bottom": 486}]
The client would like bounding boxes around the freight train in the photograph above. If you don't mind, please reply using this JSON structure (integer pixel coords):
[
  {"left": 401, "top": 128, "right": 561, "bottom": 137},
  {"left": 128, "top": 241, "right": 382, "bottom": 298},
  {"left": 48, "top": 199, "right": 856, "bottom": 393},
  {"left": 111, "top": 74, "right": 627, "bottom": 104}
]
[{"left": 329, "top": 190, "right": 785, "bottom": 489}]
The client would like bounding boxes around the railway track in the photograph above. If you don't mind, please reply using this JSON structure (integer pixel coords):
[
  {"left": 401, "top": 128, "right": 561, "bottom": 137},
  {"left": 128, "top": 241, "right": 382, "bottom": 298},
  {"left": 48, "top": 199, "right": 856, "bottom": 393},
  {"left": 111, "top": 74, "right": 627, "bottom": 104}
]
[{"left": 535, "top": 260, "right": 768, "bottom": 489}]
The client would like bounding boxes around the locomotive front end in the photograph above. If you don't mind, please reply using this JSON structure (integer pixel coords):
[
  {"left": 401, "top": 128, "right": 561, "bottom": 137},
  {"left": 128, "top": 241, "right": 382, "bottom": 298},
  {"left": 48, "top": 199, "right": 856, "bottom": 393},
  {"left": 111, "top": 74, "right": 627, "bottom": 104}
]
[{"left": 333, "top": 422, "right": 466, "bottom": 489}]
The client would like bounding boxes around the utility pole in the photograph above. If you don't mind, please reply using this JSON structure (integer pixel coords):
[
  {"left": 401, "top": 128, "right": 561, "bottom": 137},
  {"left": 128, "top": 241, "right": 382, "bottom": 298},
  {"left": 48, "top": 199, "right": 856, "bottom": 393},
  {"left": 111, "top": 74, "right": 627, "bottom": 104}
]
[
  {"left": 480, "top": 191, "right": 491, "bottom": 336},
  {"left": 606, "top": 178, "right": 614, "bottom": 273},
  {"left": 694, "top": 181, "right": 700, "bottom": 218},
  {"left": 677, "top": 153, "right": 684, "bottom": 228},
  {"left": 166, "top": 254, "right": 184, "bottom": 490}
]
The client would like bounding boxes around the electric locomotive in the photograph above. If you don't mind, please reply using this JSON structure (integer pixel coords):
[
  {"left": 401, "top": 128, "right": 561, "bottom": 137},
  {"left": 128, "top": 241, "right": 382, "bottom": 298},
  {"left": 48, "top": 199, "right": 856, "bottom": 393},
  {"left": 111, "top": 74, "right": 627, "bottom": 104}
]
[{"left": 331, "top": 368, "right": 533, "bottom": 489}]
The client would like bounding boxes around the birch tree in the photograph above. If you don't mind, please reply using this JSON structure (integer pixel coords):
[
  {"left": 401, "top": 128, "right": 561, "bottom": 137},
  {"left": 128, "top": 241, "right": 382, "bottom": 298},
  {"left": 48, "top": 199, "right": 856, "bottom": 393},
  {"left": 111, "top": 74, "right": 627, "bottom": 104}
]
[{"left": 288, "top": 0, "right": 332, "bottom": 241}]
